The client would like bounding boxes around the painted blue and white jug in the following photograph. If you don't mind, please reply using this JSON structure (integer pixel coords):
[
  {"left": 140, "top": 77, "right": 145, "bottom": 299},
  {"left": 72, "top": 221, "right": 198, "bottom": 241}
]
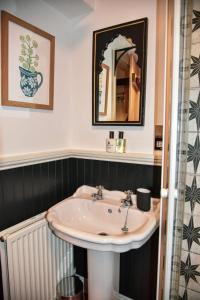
[{"left": 19, "top": 66, "right": 43, "bottom": 97}]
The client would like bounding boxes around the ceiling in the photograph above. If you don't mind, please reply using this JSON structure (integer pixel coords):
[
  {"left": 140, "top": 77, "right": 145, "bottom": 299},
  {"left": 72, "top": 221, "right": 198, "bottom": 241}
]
[{"left": 42, "top": 0, "right": 94, "bottom": 19}]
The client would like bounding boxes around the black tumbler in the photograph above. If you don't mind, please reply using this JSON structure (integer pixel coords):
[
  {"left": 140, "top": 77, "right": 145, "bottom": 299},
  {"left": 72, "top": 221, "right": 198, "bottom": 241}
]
[{"left": 136, "top": 188, "right": 151, "bottom": 211}]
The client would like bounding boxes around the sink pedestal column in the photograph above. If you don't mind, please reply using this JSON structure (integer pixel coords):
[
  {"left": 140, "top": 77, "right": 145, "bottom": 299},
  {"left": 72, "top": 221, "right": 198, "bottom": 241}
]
[{"left": 87, "top": 250, "right": 119, "bottom": 300}]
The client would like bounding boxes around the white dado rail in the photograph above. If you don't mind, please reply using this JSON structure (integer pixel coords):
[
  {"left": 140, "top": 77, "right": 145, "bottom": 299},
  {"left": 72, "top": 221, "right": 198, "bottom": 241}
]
[{"left": 0, "top": 149, "right": 162, "bottom": 170}]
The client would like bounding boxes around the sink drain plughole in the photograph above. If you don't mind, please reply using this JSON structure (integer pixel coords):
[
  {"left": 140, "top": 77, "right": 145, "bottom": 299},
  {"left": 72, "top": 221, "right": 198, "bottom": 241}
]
[{"left": 98, "top": 232, "right": 109, "bottom": 236}]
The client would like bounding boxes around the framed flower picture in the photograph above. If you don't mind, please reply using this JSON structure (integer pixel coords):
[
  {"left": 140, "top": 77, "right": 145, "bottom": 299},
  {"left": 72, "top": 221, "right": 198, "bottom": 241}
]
[{"left": 1, "top": 11, "right": 55, "bottom": 109}]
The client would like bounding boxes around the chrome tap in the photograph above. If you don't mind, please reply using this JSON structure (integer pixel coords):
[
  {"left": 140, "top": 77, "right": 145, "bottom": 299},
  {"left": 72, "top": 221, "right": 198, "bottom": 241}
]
[
  {"left": 92, "top": 185, "right": 104, "bottom": 201},
  {"left": 120, "top": 190, "right": 133, "bottom": 208}
]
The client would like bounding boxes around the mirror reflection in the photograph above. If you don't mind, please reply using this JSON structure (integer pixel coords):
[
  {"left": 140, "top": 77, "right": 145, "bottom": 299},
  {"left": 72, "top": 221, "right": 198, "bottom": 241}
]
[
  {"left": 93, "top": 19, "right": 148, "bottom": 126},
  {"left": 99, "top": 35, "right": 141, "bottom": 122},
  {"left": 115, "top": 45, "right": 141, "bottom": 122}
]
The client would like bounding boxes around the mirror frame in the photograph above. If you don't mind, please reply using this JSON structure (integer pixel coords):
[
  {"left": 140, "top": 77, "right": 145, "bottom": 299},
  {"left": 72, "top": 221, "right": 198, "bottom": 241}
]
[{"left": 92, "top": 18, "right": 148, "bottom": 126}]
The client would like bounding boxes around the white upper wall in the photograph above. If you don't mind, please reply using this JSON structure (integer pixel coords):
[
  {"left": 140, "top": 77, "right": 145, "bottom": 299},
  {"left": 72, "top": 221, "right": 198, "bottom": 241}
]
[
  {"left": 0, "top": 0, "right": 72, "bottom": 156},
  {"left": 0, "top": 0, "right": 157, "bottom": 157},
  {"left": 68, "top": 0, "right": 157, "bottom": 154}
]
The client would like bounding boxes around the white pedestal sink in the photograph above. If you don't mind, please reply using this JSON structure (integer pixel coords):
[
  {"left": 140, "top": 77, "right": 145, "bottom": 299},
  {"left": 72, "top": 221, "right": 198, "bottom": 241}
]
[
  {"left": 46, "top": 185, "right": 160, "bottom": 300},
  {"left": 87, "top": 250, "right": 120, "bottom": 300}
]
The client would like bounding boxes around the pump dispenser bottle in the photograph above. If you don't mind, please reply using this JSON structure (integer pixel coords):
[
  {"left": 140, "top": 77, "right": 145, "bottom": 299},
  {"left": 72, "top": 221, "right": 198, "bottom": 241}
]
[
  {"left": 106, "top": 131, "right": 116, "bottom": 153},
  {"left": 116, "top": 131, "right": 126, "bottom": 153}
]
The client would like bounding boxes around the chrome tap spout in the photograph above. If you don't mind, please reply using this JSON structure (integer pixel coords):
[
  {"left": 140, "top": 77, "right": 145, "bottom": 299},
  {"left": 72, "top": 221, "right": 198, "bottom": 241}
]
[{"left": 92, "top": 185, "right": 104, "bottom": 201}]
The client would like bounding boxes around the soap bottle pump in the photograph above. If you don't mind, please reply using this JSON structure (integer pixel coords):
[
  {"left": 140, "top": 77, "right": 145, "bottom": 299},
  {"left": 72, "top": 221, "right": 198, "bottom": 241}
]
[
  {"left": 106, "top": 131, "right": 116, "bottom": 153},
  {"left": 116, "top": 131, "right": 126, "bottom": 153}
]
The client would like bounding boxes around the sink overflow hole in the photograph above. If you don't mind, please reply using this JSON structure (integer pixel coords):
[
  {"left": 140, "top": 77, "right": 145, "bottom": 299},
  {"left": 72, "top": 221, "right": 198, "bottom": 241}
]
[{"left": 98, "top": 232, "right": 109, "bottom": 236}]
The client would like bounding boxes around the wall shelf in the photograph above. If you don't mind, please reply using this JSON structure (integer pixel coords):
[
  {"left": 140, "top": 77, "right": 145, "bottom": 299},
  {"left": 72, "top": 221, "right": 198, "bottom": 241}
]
[{"left": 0, "top": 148, "right": 162, "bottom": 170}]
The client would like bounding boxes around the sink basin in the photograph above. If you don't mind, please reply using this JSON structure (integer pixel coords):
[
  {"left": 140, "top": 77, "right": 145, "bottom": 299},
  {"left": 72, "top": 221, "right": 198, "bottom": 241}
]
[
  {"left": 47, "top": 190, "right": 159, "bottom": 252},
  {"left": 46, "top": 185, "right": 160, "bottom": 300}
]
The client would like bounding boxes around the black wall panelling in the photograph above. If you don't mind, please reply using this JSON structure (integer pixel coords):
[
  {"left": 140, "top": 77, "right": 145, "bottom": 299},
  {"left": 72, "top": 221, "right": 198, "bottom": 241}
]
[
  {"left": 0, "top": 159, "right": 71, "bottom": 231},
  {"left": 120, "top": 229, "right": 159, "bottom": 300},
  {"left": 0, "top": 157, "right": 161, "bottom": 300},
  {"left": 70, "top": 158, "right": 161, "bottom": 197}
]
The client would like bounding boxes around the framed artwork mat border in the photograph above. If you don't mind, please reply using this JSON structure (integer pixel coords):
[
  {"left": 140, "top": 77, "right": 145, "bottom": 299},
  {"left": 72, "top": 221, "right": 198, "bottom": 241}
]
[{"left": 1, "top": 11, "right": 55, "bottom": 110}]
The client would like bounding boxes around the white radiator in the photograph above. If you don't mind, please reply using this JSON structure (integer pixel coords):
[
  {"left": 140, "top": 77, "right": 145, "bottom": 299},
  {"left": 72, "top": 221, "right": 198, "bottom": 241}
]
[{"left": 0, "top": 213, "right": 74, "bottom": 300}]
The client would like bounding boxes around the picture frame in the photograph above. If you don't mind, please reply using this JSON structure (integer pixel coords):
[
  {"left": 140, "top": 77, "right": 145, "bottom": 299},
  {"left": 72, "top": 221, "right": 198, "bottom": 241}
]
[
  {"left": 99, "top": 63, "right": 109, "bottom": 116},
  {"left": 1, "top": 11, "right": 55, "bottom": 110}
]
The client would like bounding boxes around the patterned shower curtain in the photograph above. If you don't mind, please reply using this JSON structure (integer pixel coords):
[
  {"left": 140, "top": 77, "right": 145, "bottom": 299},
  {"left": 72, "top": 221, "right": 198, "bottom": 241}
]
[{"left": 169, "top": 0, "right": 200, "bottom": 299}]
